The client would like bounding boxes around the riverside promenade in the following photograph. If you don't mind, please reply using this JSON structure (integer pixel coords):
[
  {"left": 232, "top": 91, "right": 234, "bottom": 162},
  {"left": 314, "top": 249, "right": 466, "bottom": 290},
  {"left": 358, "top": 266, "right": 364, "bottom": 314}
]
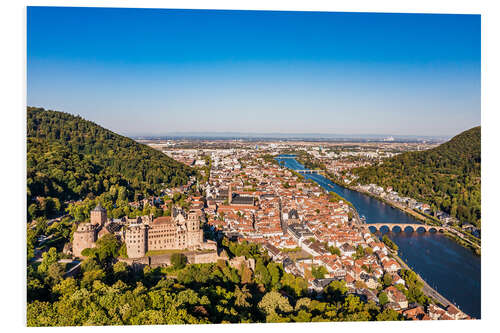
[
  {"left": 348, "top": 201, "right": 458, "bottom": 311},
  {"left": 392, "top": 254, "right": 457, "bottom": 310}
]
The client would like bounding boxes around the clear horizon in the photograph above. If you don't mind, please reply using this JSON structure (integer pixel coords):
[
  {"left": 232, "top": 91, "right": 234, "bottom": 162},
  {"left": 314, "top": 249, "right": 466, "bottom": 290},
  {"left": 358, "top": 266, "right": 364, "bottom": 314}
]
[{"left": 27, "top": 7, "right": 480, "bottom": 137}]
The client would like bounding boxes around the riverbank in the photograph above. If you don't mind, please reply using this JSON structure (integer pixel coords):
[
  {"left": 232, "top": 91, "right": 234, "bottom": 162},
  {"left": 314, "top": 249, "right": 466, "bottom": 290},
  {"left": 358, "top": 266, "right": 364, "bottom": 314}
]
[
  {"left": 390, "top": 251, "right": 474, "bottom": 318},
  {"left": 278, "top": 156, "right": 459, "bottom": 308},
  {"left": 278, "top": 155, "right": 481, "bottom": 252},
  {"left": 351, "top": 186, "right": 481, "bottom": 255},
  {"left": 293, "top": 165, "right": 462, "bottom": 313},
  {"left": 443, "top": 231, "right": 481, "bottom": 255},
  {"left": 275, "top": 155, "right": 481, "bottom": 318},
  {"left": 319, "top": 172, "right": 481, "bottom": 255},
  {"left": 319, "top": 172, "right": 438, "bottom": 224},
  {"left": 375, "top": 239, "right": 472, "bottom": 318},
  {"left": 352, "top": 186, "right": 434, "bottom": 223}
]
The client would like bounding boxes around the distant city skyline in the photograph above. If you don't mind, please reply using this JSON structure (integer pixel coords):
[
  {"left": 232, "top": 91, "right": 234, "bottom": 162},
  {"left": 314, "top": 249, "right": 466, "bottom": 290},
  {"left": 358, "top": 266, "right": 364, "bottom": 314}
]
[
  {"left": 27, "top": 7, "right": 480, "bottom": 137},
  {"left": 131, "top": 131, "right": 450, "bottom": 141}
]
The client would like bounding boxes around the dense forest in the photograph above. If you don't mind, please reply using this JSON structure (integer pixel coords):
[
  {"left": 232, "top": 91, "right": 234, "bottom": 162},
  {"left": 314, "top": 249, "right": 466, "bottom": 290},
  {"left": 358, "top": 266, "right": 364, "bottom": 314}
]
[
  {"left": 27, "top": 236, "right": 409, "bottom": 326},
  {"left": 27, "top": 107, "right": 195, "bottom": 221},
  {"left": 352, "top": 127, "right": 481, "bottom": 228}
]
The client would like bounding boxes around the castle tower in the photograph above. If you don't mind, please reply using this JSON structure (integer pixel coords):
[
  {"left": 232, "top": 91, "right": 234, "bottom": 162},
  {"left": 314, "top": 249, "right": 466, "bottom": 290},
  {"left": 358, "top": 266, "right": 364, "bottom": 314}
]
[
  {"left": 228, "top": 184, "right": 233, "bottom": 204},
  {"left": 91, "top": 203, "right": 107, "bottom": 227},
  {"left": 72, "top": 223, "right": 97, "bottom": 257},
  {"left": 187, "top": 211, "right": 199, "bottom": 231},
  {"left": 186, "top": 210, "right": 203, "bottom": 247},
  {"left": 125, "top": 224, "right": 147, "bottom": 258}
]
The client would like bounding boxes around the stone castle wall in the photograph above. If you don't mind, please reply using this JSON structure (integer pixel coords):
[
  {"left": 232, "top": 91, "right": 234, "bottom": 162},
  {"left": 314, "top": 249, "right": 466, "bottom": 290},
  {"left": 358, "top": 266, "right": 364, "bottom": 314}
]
[
  {"left": 118, "top": 250, "right": 220, "bottom": 269},
  {"left": 186, "top": 251, "right": 219, "bottom": 264},
  {"left": 72, "top": 223, "right": 97, "bottom": 257}
]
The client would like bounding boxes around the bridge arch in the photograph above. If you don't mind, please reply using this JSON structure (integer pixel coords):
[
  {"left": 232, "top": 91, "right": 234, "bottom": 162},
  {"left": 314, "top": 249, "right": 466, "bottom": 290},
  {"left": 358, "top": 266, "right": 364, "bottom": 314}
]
[
  {"left": 367, "top": 223, "right": 444, "bottom": 234},
  {"left": 415, "top": 226, "right": 428, "bottom": 233},
  {"left": 380, "top": 225, "right": 392, "bottom": 233},
  {"left": 402, "top": 225, "right": 416, "bottom": 233},
  {"left": 390, "top": 225, "right": 402, "bottom": 233}
]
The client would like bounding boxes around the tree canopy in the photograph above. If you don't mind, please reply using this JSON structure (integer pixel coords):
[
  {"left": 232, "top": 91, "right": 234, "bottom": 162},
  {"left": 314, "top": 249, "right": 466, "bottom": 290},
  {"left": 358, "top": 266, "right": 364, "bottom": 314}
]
[
  {"left": 27, "top": 239, "right": 404, "bottom": 326},
  {"left": 353, "top": 127, "right": 481, "bottom": 228},
  {"left": 27, "top": 107, "right": 195, "bottom": 221}
]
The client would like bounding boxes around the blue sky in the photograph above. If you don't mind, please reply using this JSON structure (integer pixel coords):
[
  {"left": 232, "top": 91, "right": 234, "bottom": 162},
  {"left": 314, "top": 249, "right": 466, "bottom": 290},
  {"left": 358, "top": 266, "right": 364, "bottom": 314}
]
[{"left": 27, "top": 7, "right": 480, "bottom": 137}]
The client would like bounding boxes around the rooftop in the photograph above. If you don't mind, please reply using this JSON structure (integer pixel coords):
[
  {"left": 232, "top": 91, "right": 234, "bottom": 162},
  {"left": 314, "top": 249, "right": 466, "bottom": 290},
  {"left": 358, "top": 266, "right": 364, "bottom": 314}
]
[{"left": 92, "top": 203, "right": 106, "bottom": 212}]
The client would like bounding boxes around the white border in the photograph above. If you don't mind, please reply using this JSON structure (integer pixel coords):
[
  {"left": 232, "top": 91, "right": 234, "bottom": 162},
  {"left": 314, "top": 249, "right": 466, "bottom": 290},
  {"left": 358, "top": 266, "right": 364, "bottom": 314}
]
[{"left": 1, "top": 1, "right": 499, "bottom": 332}]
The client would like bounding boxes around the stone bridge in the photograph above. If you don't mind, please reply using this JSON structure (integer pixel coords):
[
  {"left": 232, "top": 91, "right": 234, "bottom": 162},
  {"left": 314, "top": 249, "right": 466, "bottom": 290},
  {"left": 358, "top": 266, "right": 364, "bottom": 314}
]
[
  {"left": 295, "top": 169, "right": 326, "bottom": 175},
  {"left": 366, "top": 223, "right": 445, "bottom": 233}
]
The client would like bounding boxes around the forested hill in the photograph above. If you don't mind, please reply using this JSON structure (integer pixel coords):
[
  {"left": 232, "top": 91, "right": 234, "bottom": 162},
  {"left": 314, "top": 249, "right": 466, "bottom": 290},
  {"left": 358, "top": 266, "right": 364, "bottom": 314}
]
[
  {"left": 27, "top": 107, "right": 195, "bottom": 221},
  {"left": 353, "top": 126, "right": 481, "bottom": 228}
]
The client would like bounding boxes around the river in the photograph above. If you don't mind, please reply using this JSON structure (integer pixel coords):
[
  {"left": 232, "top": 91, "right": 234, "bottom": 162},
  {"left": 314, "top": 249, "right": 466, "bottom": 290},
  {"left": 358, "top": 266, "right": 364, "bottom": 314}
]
[{"left": 275, "top": 155, "right": 481, "bottom": 319}]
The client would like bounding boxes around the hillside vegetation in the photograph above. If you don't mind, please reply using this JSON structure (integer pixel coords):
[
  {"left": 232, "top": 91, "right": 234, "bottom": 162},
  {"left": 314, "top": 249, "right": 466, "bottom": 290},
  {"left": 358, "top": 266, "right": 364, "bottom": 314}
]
[
  {"left": 27, "top": 239, "right": 405, "bottom": 326},
  {"left": 353, "top": 127, "right": 481, "bottom": 228},
  {"left": 27, "top": 107, "right": 195, "bottom": 221}
]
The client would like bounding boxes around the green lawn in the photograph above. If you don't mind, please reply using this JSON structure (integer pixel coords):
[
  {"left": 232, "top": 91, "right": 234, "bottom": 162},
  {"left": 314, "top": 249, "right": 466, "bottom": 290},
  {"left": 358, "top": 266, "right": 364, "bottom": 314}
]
[
  {"left": 145, "top": 249, "right": 188, "bottom": 256},
  {"left": 145, "top": 248, "right": 216, "bottom": 256},
  {"left": 287, "top": 249, "right": 313, "bottom": 261}
]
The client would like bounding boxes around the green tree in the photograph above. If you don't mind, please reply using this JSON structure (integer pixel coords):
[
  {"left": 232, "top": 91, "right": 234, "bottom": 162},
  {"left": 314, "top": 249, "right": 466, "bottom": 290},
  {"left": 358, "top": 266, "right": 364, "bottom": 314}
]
[
  {"left": 118, "top": 243, "right": 128, "bottom": 258},
  {"left": 378, "top": 292, "right": 389, "bottom": 306},
  {"left": 171, "top": 253, "right": 187, "bottom": 270},
  {"left": 113, "top": 261, "right": 130, "bottom": 281},
  {"left": 27, "top": 107, "right": 195, "bottom": 221},
  {"left": 233, "top": 285, "right": 252, "bottom": 308},
  {"left": 325, "top": 280, "right": 348, "bottom": 302},
  {"left": 52, "top": 277, "right": 78, "bottom": 297},
  {"left": 92, "top": 234, "right": 121, "bottom": 262},
  {"left": 46, "top": 263, "right": 64, "bottom": 285},
  {"left": 327, "top": 246, "right": 341, "bottom": 256},
  {"left": 258, "top": 290, "right": 293, "bottom": 317},
  {"left": 311, "top": 265, "right": 328, "bottom": 279},
  {"left": 382, "top": 235, "right": 398, "bottom": 251},
  {"left": 267, "top": 262, "right": 282, "bottom": 289},
  {"left": 382, "top": 273, "right": 393, "bottom": 288},
  {"left": 255, "top": 259, "right": 271, "bottom": 287},
  {"left": 353, "top": 126, "right": 481, "bottom": 228},
  {"left": 38, "top": 247, "right": 59, "bottom": 275},
  {"left": 376, "top": 308, "right": 403, "bottom": 321},
  {"left": 81, "top": 269, "right": 106, "bottom": 289}
]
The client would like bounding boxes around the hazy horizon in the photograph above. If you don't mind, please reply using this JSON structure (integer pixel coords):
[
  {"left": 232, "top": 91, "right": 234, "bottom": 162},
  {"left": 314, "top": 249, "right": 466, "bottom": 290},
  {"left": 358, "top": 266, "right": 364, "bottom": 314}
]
[
  {"left": 129, "top": 130, "right": 453, "bottom": 140},
  {"left": 27, "top": 7, "right": 480, "bottom": 137}
]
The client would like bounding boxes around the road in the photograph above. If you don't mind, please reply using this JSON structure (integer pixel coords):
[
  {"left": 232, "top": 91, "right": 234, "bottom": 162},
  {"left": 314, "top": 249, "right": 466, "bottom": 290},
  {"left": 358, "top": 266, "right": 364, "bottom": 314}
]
[
  {"left": 350, "top": 206, "right": 364, "bottom": 227},
  {"left": 393, "top": 255, "right": 453, "bottom": 308}
]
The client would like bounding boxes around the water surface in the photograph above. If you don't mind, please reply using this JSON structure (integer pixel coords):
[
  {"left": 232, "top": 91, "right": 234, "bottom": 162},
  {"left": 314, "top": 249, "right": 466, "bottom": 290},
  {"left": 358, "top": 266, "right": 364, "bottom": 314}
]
[{"left": 276, "top": 155, "right": 481, "bottom": 318}]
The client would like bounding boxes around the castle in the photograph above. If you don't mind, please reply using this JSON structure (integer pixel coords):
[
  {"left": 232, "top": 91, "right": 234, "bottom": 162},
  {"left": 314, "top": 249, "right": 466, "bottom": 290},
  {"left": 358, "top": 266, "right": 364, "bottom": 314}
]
[
  {"left": 72, "top": 204, "right": 215, "bottom": 259},
  {"left": 125, "top": 207, "right": 212, "bottom": 258},
  {"left": 72, "top": 204, "right": 108, "bottom": 257}
]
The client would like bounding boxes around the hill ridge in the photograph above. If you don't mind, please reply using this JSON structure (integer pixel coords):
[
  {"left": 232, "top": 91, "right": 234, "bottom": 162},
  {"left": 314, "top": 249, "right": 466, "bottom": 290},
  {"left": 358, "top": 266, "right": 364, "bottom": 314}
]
[
  {"left": 27, "top": 106, "right": 195, "bottom": 220},
  {"left": 352, "top": 126, "right": 481, "bottom": 227}
]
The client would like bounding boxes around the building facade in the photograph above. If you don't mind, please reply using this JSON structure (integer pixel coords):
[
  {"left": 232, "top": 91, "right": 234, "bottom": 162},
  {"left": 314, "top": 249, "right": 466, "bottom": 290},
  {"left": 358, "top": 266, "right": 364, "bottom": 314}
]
[
  {"left": 127, "top": 209, "right": 204, "bottom": 257},
  {"left": 73, "top": 204, "right": 211, "bottom": 259},
  {"left": 125, "top": 223, "right": 148, "bottom": 258}
]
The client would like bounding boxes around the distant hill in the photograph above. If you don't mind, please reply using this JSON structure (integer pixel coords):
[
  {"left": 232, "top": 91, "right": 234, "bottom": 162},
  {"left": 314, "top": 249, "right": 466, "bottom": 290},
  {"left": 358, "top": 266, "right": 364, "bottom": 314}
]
[
  {"left": 27, "top": 107, "right": 195, "bottom": 220},
  {"left": 352, "top": 126, "right": 481, "bottom": 227}
]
